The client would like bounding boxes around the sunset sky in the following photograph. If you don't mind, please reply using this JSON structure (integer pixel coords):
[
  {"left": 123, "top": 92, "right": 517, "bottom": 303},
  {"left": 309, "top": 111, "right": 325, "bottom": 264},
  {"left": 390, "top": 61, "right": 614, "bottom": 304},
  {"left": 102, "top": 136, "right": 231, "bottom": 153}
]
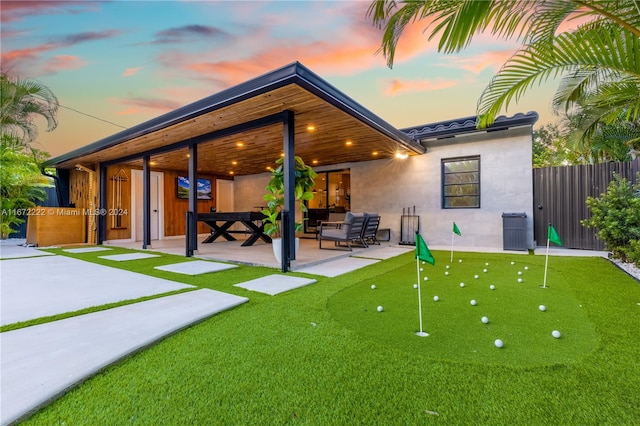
[{"left": 1, "top": 1, "right": 561, "bottom": 158}]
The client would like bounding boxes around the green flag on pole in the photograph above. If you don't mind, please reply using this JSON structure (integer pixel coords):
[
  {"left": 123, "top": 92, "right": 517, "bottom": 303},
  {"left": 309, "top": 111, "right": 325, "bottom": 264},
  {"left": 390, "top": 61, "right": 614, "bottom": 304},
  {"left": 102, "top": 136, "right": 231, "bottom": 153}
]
[
  {"left": 548, "top": 224, "right": 562, "bottom": 246},
  {"left": 416, "top": 232, "right": 435, "bottom": 265},
  {"left": 453, "top": 222, "right": 461, "bottom": 236}
]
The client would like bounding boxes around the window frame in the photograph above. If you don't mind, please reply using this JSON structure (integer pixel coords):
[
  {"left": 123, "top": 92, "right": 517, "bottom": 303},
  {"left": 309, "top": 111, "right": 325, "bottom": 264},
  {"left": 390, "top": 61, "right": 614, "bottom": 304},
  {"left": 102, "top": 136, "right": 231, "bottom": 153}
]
[{"left": 441, "top": 155, "right": 481, "bottom": 209}]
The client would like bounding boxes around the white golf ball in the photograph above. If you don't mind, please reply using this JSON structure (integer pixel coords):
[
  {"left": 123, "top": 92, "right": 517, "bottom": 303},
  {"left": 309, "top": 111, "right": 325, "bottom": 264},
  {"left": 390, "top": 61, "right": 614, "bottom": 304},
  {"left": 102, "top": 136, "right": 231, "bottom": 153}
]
[
  {"left": 420, "top": 268, "right": 424, "bottom": 272},
  {"left": 481, "top": 316, "right": 489, "bottom": 324},
  {"left": 413, "top": 284, "right": 418, "bottom": 289},
  {"left": 489, "top": 285, "right": 495, "bottom": 290},
  {"left": 459, "top": 259, "right": 463, "bottom": 263},
  {"left": 474, "top": 275, "right": 479, "bottom": 279},
  {"left": 422, "top": 261, "right": 426, "bottom": 265},
  {"left": 511, "top": 261, "right": 515, "bottom": 265},
  {"left": 517, "top": 278, "right": 523, "bottom": 283},
  {"left": 470, "top": 299, "right": 477, "bottom": 306},
  {"left": 445, "top": 271, "right": 449, "bottom": 276},
  {"left": 433, "top": 296, "right": 439, "bottom": 302},
  {"left": 377, "top": 306, "right": 384, "bottom": 312},
  {"left": 446, "top": 265, "right": 450, "bottom": 269},
  {"left": 485, "top": 262, "right": 490, "bottom": 266},
  {"left": 483, "top": 268, "right": 488, "bottom": 273},
  {"left": 552, "top": 330, "right": 561, "bottom": 338},
  {"left": 424, "top": 276, "right": 429, "bottom": 281},
  {"left": 371, "top": 285, "right": 376, "bottom": 290},
  {"left": 460, "top": 283, "right": 465, "bottom": 288},
  {"left": 494, "top": 339, "right": 504, "bottom": 348},
  {"left": 518, "top": 271, "right": 523, "bottom": 276},
  {"left": 524, "top": 266, "right": 529, "bottom": 270},
  {"left": 539, "top": 305, "right": 546, "bottom": 312}
]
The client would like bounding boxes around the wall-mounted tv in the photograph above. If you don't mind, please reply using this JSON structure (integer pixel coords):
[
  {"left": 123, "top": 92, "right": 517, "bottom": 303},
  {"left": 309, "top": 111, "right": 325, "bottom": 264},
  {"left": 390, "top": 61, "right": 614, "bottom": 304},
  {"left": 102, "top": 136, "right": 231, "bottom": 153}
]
[{"left": 176, "top": 176, "right": 212, "bottom": 200}]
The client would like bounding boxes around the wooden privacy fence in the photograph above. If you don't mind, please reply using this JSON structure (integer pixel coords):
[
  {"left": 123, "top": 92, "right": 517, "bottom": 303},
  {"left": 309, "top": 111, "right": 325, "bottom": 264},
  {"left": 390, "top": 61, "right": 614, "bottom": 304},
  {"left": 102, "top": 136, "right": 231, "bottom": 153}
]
[{"left": 533, "top": 158, "right": 640, "bottom": 250}]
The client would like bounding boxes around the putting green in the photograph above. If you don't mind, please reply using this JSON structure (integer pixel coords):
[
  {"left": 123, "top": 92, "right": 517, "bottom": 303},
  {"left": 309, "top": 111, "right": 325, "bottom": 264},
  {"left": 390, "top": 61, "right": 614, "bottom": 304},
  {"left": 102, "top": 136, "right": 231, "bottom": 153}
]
[{"left": 328, "top": 252, "right": 597, "bottom": 367}]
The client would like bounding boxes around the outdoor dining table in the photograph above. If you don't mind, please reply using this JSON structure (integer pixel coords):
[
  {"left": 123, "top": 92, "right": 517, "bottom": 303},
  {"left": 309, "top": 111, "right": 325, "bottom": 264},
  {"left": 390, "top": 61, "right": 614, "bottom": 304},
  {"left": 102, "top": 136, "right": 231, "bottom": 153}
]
[{"left": 197, "top": 211, "right": 272, "bottom": 246}]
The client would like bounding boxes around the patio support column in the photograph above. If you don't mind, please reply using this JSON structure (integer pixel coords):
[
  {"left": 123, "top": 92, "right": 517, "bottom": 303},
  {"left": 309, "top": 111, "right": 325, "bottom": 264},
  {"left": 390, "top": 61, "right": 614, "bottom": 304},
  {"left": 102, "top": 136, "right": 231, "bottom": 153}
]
[
  {"left": 98, "top": 164, "right": 107, "bottom": 244},
  {"left": 282, "top": 109, "right": 295, "bottom": 272},
  {"left": 142, "top": 155, "right": 151, "bottom": 249},
  {"left": 188, "top": 144, "right": 198, "bottom": 253}
]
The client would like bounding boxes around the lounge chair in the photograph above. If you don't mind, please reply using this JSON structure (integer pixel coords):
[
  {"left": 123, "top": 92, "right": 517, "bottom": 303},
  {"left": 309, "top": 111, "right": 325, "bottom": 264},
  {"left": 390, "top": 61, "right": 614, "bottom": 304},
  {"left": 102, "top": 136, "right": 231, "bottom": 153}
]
[
  {"left": 318, "top": 212, "right": 367, "bottom": 250},
  {"left": 362, "top": 212, "right": 381, "bottom": 247}
]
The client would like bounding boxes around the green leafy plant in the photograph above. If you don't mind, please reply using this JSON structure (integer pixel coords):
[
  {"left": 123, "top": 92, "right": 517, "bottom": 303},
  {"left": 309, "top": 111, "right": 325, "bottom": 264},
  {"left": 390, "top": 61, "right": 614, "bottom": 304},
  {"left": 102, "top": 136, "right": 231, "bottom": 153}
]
[
  {"left": 262, "top": 156, "right": 316, "bottom": 238},
  {"left": 0, "top": 137, "right": 52, "bottom": 238},
  {"left": 582, "top": 173, "right": 640, "bottom": 263}
]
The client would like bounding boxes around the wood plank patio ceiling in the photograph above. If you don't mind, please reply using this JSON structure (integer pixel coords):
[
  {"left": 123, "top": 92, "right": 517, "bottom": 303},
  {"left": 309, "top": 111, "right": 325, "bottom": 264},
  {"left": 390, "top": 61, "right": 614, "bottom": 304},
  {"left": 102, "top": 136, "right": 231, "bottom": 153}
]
[{"left": 56, "top": 84, "right": 417, "bottom": 176}]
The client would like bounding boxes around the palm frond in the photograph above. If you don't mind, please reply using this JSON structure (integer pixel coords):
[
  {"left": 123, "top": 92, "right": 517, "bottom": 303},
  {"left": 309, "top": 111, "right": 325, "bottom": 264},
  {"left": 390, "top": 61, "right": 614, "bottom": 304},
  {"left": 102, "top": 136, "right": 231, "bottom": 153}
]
[{"left": 477, "top": 25, "right": 640, "bottom": 127}]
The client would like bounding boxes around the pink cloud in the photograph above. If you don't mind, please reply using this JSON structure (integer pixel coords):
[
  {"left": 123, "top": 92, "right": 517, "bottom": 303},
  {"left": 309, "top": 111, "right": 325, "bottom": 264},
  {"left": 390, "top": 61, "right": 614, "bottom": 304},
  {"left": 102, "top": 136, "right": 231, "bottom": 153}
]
[
  {"left": 122, "top": 67, "right": 143, "bottom": 77},
  {"left": 383, "top": 78, "right": 458, "bottom": 96},
  {"left": 0, "top": 1, "right": 99, "bottom": 23},
  {"left": 437, "top": 49, "right": 516, "bottom": 74},
  {"left": 112, "top": 97, "right": 183, "bottom": 115},
  {"left": 41, "top": 55, "right": 88, "bottom": 74}
]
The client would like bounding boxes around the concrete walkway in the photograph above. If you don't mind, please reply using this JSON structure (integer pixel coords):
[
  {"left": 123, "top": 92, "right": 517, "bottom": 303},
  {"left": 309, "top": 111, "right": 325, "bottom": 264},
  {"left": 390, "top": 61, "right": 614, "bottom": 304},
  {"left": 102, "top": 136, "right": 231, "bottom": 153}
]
[
  {"left": 1, "top": 289, "right": 248, "bottom": 425},
  {"left": 0, "top": 247, "right": 249, "bottom": 425}
]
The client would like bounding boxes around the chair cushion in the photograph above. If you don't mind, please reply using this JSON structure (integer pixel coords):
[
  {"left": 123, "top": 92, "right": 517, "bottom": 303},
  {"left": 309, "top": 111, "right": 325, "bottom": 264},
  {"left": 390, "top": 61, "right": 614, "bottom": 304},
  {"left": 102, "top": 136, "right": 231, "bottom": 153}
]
[{"left": 343, "top": 212, "right": 363, "bottom": 233}]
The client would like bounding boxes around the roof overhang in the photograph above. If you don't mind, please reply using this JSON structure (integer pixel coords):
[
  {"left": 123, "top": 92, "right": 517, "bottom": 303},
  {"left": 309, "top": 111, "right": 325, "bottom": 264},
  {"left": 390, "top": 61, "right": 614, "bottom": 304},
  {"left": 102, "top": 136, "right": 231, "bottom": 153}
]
[{"left": 48, "top": 62, "right": 425, "bottom": 176}]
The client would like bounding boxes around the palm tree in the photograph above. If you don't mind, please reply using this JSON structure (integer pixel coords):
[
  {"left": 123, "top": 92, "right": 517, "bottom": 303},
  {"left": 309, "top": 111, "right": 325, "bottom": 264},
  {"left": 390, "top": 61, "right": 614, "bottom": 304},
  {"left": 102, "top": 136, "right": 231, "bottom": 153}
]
[
  {"left": 0, "top": 72, "right": 59, "bottom": 145},
  {"left": 368, "top": 0, "right": 640, "bottom": 129}
]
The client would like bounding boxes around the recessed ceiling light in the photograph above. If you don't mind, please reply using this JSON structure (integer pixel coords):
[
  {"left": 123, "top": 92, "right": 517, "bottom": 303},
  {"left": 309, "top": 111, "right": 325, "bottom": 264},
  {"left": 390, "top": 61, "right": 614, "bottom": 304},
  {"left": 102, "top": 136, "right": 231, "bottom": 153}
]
[
  {"left": 231, "top": 160, "right": 238, "bottom": 165},
  {"left": 312, "top": 160, "right": 318, "bottom": 164},
  {"left": 229, "top": 171, "right": 234, "bottom": 175},
  {"left": 372, "top": 151, "right": 379, "bottom": 156},
  {"left": 236, "top": 142, "right": 244, "bottom": 147},
  {"left": 186, "top": 154, "right": 190, "bottom": 158},
  {"left": 306, "top": 125, "right": 316, "bottom": 132},
  {"left": 345, "top": 140, "right": 353, "bottom": 146},
  {"left": 395, "top": 151, "right": 409, "bottom": 159},
  {"left": 280, "top": 152, "right": 285, "bottom": 157},
  {"left": 149, "top": 161, "right": 157, "bottom": 166}
]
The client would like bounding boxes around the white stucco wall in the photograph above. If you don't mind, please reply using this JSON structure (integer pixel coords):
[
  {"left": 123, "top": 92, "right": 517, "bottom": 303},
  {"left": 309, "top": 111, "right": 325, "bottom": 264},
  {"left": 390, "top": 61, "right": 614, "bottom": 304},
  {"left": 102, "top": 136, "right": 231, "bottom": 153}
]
[
  {"left": 351, "top": 125, "right": 534, "bottom": 250},
  {"left": 232, "top": 125, "right": 534, "bottom": 251}
]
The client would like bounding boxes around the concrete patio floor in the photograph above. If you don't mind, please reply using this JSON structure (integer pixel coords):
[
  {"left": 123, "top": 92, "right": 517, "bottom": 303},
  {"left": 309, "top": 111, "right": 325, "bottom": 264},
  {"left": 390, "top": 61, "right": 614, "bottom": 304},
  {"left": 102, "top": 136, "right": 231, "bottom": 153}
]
[{"left": 106, "top": 233, "right": 382, "bottom": 270}]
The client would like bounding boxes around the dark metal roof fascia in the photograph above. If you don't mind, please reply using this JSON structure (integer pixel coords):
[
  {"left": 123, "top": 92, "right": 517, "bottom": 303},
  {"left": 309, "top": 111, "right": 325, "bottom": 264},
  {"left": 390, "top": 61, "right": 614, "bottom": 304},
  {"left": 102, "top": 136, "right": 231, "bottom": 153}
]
[
  {"left": 47, "top": 61, "right": 424, "bottom": 166},
  {"left": 291, "top": 63, "right": 424, "bottom": 154},
  {"left": 46, "top": 62, "right": 305, "bottom": 166},
  {"left": 401, "top": 111, "right": 539, "bottom": 140}
]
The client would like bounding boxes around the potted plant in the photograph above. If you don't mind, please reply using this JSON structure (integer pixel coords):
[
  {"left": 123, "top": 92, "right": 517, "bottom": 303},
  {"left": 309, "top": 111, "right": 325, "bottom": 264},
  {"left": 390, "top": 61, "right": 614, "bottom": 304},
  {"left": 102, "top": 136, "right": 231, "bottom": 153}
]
[{"left": 262, "top": 155, "right": 316, "bottom": 263}]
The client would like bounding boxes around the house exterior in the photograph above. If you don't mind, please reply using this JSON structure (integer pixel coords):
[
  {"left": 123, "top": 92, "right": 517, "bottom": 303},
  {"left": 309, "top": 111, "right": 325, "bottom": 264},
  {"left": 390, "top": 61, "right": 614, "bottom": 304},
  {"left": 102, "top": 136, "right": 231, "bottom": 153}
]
[{"left": 45, "top": 62, "right": 537, "bottom": 271}]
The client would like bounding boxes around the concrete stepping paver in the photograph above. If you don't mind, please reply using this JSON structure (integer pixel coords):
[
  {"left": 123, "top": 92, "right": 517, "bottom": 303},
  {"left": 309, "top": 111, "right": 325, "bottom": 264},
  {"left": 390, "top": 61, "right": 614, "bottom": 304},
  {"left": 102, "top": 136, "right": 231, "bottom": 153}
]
[
  {"left": 295, "top": 257, "right": 380, "bottom": 277},
  {"left": 0, "top": 244, "right": 55, "bottom": 259},
  {"left": 62, "top": 247, "right": 113, "bottom": 254},
  {"left": 234, "top": 274, "right": 317, "bottom": 295},
  {"left": 98, "top": 253, "right": 160, "bottom": 261},
  {"left": 0, "top": 289, "right": 248, "bottom": 426},
  {"left": 1, "top": 256, "right": 194, "bottom": 326},
  {"left": 355, "top": 246, "right": 414, "bottom": 260},
  {"left": 155, "top": 260, "right": 238, "bottom": 275}
]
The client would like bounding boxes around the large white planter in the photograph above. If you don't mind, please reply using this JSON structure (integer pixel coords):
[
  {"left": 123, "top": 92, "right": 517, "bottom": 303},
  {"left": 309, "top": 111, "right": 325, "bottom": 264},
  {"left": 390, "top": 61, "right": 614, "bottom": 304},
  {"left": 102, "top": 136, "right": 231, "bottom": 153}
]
[{"left": 272, "top": 237, "right": 300, "bottom": 264}]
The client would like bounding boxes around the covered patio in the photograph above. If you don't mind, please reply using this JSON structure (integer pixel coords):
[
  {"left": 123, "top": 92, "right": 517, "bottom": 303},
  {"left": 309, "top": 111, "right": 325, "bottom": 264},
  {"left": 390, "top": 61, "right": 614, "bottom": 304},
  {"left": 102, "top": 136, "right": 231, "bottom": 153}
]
[{"left": 47, "top": 62, "right": 425, "bottom": 271}]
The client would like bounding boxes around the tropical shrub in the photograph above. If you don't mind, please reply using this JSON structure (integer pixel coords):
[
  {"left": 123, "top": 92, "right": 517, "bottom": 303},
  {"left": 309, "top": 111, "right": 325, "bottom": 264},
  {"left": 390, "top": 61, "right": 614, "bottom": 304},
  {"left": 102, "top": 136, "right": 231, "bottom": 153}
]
[{"left": 582, "top": 173, "right": 640, "bottom": 263}]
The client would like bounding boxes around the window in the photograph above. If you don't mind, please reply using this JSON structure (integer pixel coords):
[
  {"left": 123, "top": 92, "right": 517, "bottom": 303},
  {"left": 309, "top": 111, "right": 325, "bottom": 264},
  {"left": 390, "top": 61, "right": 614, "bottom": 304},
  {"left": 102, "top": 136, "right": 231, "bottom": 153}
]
[{"left": 442, "top": 156, "right": 480, "bottom": 208}]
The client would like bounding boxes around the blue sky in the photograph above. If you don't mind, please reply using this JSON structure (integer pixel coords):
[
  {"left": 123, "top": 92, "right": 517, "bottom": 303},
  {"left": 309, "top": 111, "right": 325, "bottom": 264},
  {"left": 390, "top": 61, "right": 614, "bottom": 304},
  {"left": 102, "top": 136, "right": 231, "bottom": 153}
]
[{"left": 2, "top": 1, "right": 559, "bottom": 157}]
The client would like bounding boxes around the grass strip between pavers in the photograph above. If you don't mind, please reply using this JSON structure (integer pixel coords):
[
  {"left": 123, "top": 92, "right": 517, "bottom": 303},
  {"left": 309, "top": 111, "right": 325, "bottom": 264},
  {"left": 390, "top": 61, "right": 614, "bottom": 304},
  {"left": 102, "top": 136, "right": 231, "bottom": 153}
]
[{"left": 15, "top": 249, "right": 640, "bottom": 424}]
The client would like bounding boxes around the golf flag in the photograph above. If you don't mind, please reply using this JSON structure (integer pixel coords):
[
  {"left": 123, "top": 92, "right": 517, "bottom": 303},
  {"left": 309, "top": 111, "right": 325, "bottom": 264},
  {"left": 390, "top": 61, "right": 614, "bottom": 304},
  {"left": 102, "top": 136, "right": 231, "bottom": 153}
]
[
  {"left": 450, "top": 222, "right": 461, "bottom": 262},
  {"left": 415, "top": 232, "right": 433, "bottom": 337},
  {"left": 416, "top": 232, "right": 435, "bottom": 265},
  {"left": 543, "top": 224, "right": 562, "bottom": 288},
  {"left": 548, "top": 224, "right": 562, "bottom": 246}
]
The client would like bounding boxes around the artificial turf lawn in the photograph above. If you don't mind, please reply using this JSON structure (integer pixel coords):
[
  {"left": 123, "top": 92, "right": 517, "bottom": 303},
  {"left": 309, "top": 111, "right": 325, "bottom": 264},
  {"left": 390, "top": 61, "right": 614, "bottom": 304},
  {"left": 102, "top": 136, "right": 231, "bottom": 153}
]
[
  {"left": 18, "top": 249, "right": 640, "bottom": 424},
  {"left": 328, "top": 253, "right": 597, "bottom": 367}
]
